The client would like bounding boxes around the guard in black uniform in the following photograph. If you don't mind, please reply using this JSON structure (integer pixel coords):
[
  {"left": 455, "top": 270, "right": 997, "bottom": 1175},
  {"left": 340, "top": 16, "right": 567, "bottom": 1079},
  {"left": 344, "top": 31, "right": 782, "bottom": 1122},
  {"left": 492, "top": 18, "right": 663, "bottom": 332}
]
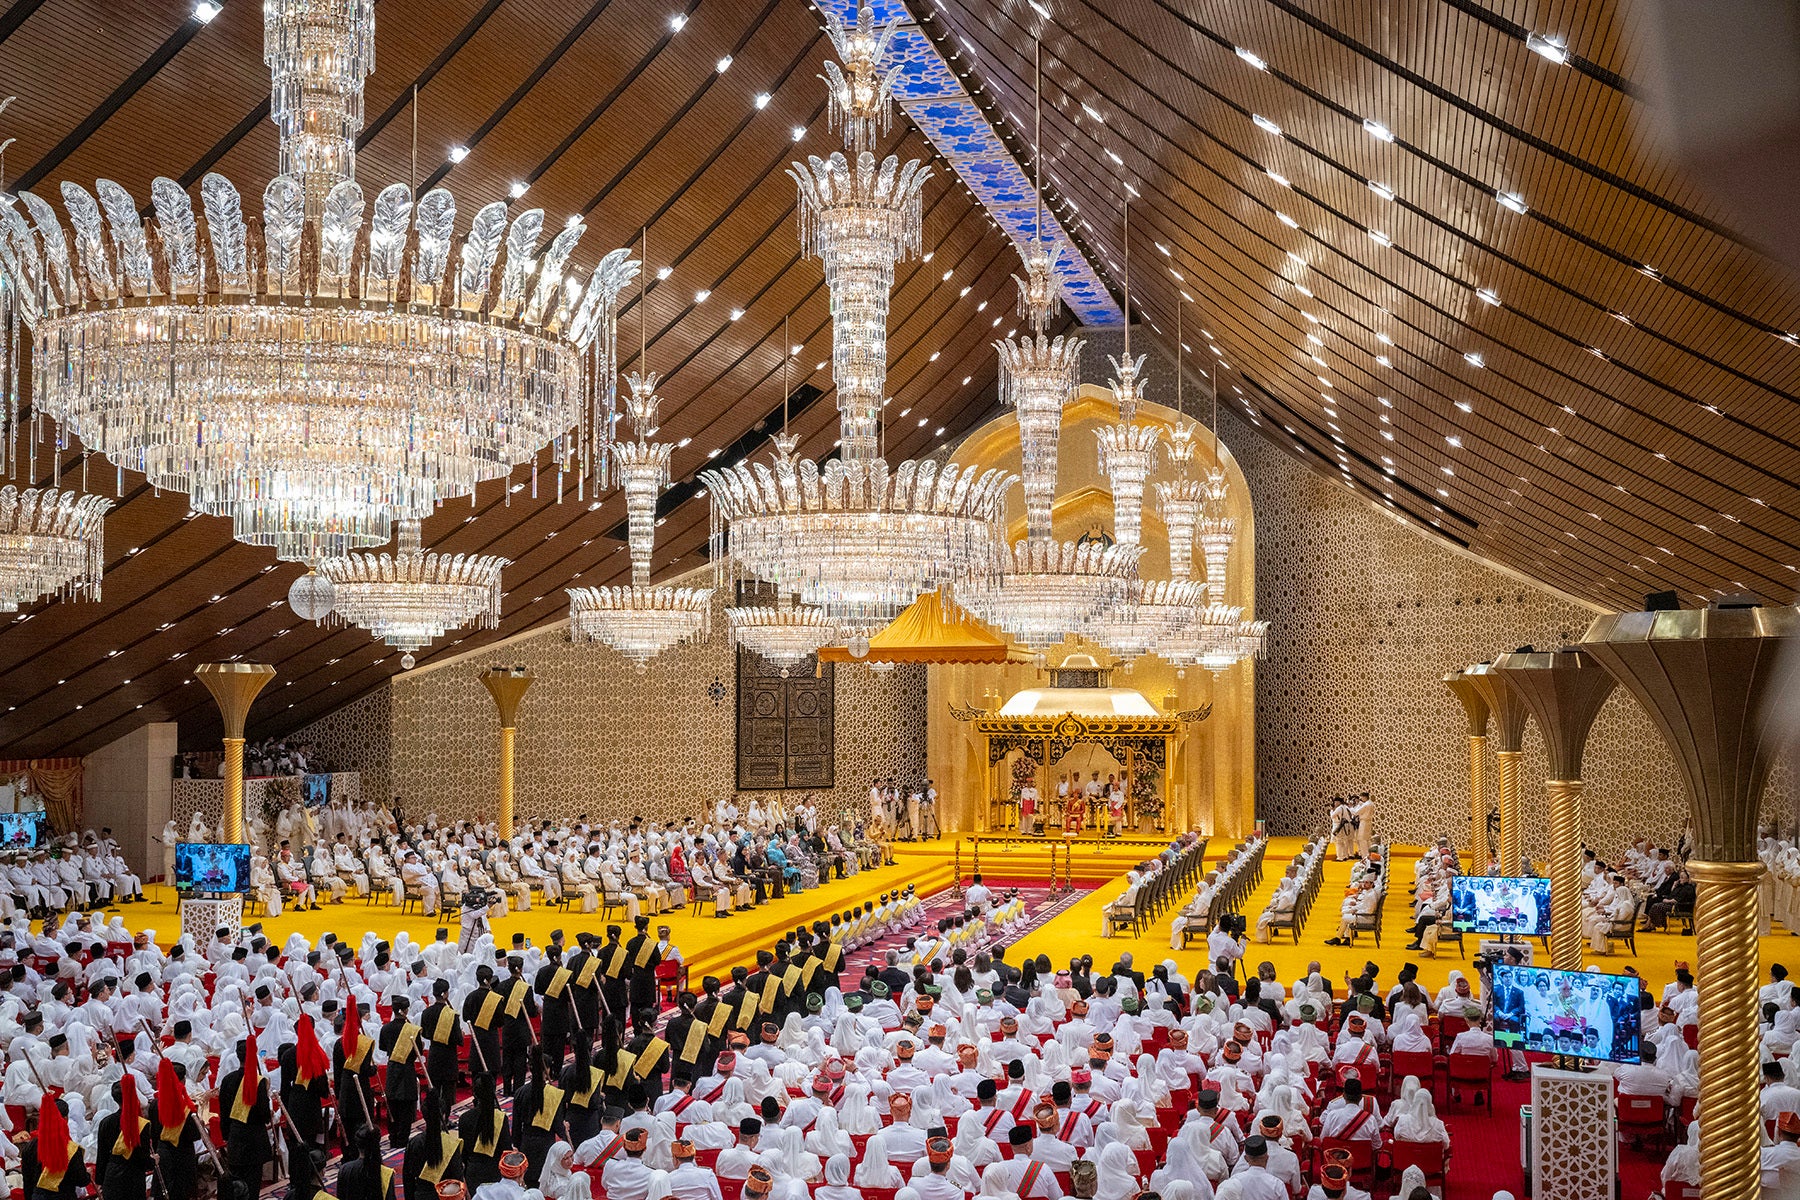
[
  {"left": 662, "top": 991, "right": 705, "bottom": 1088},
  {"left": 566, "top": 933, "right": 603, "bottom": 1059},
  {"left": 558, "top": 1037, "right": 604, "bottom": 1148},
  {"left": 420, "top": 978, "right": 464, "bottom": 1124},
  {"left": 598, "top": 926, "right": 630, "bottom": 1044},
  {"left": 218, "top": 1043, "right": 273, "bottom": 1200},
  {"left": 460, "top": 966, "right": 505, "bottom": 1086},
  {"left": 690, "top": 976, "right": 727, "bottom": 1080},
  {"left": 534, "top": 945, "right": 575, "bottom": 1072},
  {"left": 334, "top": 1001, "right": 380, "bottom": 1147},
  {"left": 500, "top": 955, "right": 539, "bottom": 1093},
  {"left": 622, "top": 1006, "right": 671, "bottom": 1103},
  {"left": 456, "top": 1073, "right": 511, "bottom": 1190},
  {"left": 623, "top": 917, "right": 661, "bottom": 1031},
  {"left": 509, "top": 1048, "right": 566, "bottom": 1187},
  {"left": 93, "top": 1081, "right": 154, "bottom": 1200},
  {"left": 378, "top": 995, "right": 423, "bottom": 1152}
]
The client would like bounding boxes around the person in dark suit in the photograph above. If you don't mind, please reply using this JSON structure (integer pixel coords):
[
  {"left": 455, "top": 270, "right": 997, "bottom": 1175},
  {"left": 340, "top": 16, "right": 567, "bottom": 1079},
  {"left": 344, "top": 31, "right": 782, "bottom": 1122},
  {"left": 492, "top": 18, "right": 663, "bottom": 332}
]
[
  {"left": 623, "top": 918, "right": 661, "bottom": 1031},
  {"left": 379, "top": 995, "right": 423, "bottom": 1152},
  {"left": 566, "top": 933, "right": 603, "bottom": 1055},
  {"left": 535, "top": 945, "right": 575, "bottom": 1071},
  {"left": 500, "top": 955, "right": 540, "bottom": 1091},
  {"left": 93, "top": 1081, "right": 155, "bottom": 1200},
  {"left": 598, "top": 926, "right": 631, "bottom": 1043},
  {"left": 876, "top": 952, "right": 911, "bottom": 998},
  {"left": 337, "top": 1127, "right": 394, "bottom": 1200},
  {"left": 218, "top": 1043, "right": 273, "bottom": 1200},
  {"left": 421, "top": 977, "right": 464, "bottom": 1125},
  {"left": 1492, "top": 973, "right": 1529, "bottom": 1040}
]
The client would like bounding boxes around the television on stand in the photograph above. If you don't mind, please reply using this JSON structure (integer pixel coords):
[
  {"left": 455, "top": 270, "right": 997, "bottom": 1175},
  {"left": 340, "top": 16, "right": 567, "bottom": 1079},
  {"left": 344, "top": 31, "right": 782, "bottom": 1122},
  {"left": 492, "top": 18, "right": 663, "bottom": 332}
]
[
  {"left": 1491, "top": 963, "right": 1642, "bottom": 1064},
  {"left": 1451, "top": 875, "right": 1552, "bottom": 938},
  {"left": 174, "top": 842, "right": 253, "bottom": 895},
  {"left": 0, "top": 811, "right": 48, "bottom": 850}
]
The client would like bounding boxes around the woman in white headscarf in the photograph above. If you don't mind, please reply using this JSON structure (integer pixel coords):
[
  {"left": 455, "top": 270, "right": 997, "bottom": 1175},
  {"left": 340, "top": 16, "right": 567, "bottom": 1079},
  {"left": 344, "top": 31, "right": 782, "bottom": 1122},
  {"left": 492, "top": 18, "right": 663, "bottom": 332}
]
[
  {"left": 1393, "top": 1088, "right": 1450, "bottom": 1148},
  {"left": 540, "top": 1142, "right": 593, "bottom": 1200},
  {"left": 1128, "top": 1054, "right": 1171, "bottom": 1111},
  {"left": 1395, "top": 1164, "right": 1431, "bottom": 1200},
  {"left": 952, "top": 1108, "right": 1002, "bottom": 1170},
  {"left": 977, "top": 1162, "right": 1022, "bottom": 1200},
  {"left": 1254, "top": 1083, "right": 1310, "bottom": 1151},
  {"left": 777, "top": 1013, "right": 808, "bottom": 1054},
  {"left": 1150, "top": 1124, "right": 1216, "bottom": 1200},
  {"left": 644, "top": 1112, "right": 678, "bottom": 1170},
  {"left": 778, "top": 1125, "right": 823, "bottom": 1182},
  {"left": 715, "top": 1078, "right": 754, "bottom": 1128},
  {"left": 837, "top": 1080, "right": 882, "bottom": 1135},
  {"left": 1099, "top": 1098, "right": 1152, "bottom": 1150},
  {"left": 853, "top": 1131, "right": 905, "bottom": 1188},
  {"left": 1389, "top": 1011, "right": 1433, "bottom": 1054},
  {"left": 817, "top": 1153, "right": 863, "bottom": 1200},
  {"left": 1093, "top": 1142, "right": 1142, "bottom": 1200},
  {"left": 929, "top": 1074, "right": 970, "bottom": 1118},
  {"left": 831, "top": 1014, "right": 863, "bottom": 1061},
  {"left": 806, "top": 1105, "right": 854, "bottom": 1158},
  {"left": 1662, "top": 1120, "right": 1700, "bottom": 1187},
  {"left": 645, "top": 1169, "right": 674, "bottom": 1200}
]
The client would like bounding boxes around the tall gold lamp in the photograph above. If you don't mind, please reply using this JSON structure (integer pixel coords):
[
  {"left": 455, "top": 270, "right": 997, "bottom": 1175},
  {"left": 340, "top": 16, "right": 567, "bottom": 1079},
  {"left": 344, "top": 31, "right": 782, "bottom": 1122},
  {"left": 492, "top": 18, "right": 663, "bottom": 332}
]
[
  {"left": 194, "top": 663, "right": 278, "bottom": 843},
  {"left": 1442, "top": 669, "right": 1490, "bottom": 870},
  {"left": 1582, "top": 605, "right": 1800, "bottom": 1200},
  {"left": 1491, "top": 647, "right": 1616, "bottom": 970},
  {"left": 1463, "top": 660, "right": 1533, "bottom": 875},
  {"left": 480, "top": 666, "right": 534, "bottom": 840}
]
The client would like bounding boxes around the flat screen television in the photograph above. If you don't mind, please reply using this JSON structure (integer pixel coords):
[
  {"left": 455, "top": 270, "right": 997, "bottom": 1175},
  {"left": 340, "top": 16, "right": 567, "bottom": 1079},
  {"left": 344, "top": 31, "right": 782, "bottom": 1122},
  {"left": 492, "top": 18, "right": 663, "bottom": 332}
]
[
  {"left": 1451, "top": 875, "right": 1551, "bottom": 936},
  {"left": 1491, "top": 964, "right": 1641, "bottom": 1064},
  {"left": 174, "top": 842, "right": 252, "bottom": 894},
  {"left": 0, "top": 811, "right": 46, "bottom": 849},
  {"left": 302, "top": 773, "right": 330, "bottom": 807}
]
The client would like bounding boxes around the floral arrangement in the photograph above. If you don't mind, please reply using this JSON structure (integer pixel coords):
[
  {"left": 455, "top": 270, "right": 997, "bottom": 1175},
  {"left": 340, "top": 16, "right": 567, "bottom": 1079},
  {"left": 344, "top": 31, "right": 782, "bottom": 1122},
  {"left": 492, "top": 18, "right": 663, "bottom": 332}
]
[
  {"left": 1132, "top": 765, "right": 1163, "bottom": 820},
  {"left": 1010, "top": 755, "right": 1036, "bottom": 800}
]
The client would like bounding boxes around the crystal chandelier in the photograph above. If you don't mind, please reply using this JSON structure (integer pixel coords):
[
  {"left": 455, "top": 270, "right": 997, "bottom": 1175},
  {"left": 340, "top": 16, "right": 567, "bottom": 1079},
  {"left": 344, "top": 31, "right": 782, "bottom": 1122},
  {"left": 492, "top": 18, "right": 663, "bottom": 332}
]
[
  {"left": 1156, "top": 423, "right": 1207, "bottom": 584},
  {"left": 317, "top": 519, "right": 507, "bottom": 668},
  {"left": 726, "top": 585, "right": 839, "bottom": 677},
  {"left": 0, "top": 486, "right": 109, "bottom": 612},
  {"left": 953, "top": 37, "right": 1136, "bottom": 651},
  {"left": 1, "top": 0, "right": 637, "bottom": 563},
  {"left": 567, "top": 252, "right": 712, "bottom": 669},
  {"left": 702, "top": 2, "right": 1012, "bottom": 645}
]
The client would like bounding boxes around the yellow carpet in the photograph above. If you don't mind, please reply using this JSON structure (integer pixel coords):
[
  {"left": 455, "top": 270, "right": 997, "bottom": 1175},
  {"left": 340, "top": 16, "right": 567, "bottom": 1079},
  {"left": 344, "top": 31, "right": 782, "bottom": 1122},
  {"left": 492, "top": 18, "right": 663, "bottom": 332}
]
[{"left": 1007, "top": 835, "right": 1785, "bottom": 1001}]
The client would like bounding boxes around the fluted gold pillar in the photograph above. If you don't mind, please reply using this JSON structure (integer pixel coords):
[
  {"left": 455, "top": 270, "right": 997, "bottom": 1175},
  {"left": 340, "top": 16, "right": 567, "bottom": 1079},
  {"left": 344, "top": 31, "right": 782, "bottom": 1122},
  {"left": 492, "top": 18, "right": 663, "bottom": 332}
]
[
  {"left": 480, "top": 667, "right": 534, "bottom": 840},
  {"left": 1493, "top": 749, "right": 1522, "bottom": 875},
  {"left": 1443, "top": 670, "right": 1491, "bottom": 868},
  {"left": 1582, "top": 605, "right": 1800, "bottom": 1200},
  {"left": 1688, "top": 858, "right": 1765, "bottom": 1197},
  {"left": 1545, "top": 779, "right": 1584, "bottom": 969},
  {"left": 195, "top": 663, "right": 277, "bottom": 843}
]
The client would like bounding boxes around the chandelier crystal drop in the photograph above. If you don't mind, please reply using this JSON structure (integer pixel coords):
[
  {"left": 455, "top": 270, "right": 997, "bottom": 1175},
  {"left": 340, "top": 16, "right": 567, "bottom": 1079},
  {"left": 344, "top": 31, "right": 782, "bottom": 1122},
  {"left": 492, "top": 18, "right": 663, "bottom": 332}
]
[
  {"left": 1156, "top": 423, "right": 1207, "bottom": 582},
  {"left": 1097, "top": 416, "right": 1162, "bottom": 550},
  {"left": 0, "top": 0, "right": 638, "bottom": 563},
  {"left": 0, "top": 486, "right": 109, "bottom": 612},
  {"left": 317, "top": 519, "right": 508, "bottom": 660},
  {"left": 1158, "top": 601, "right": 1248, "bottom": 669},
  {"left": 726, "top": 587, "right": 839, "bottom": 677},
  {"left": 702, "top": 2, "right": 1013, "bottom": 637},
  {"left": 1090, "top": 578, "right": 1210, "bottom": 659}
]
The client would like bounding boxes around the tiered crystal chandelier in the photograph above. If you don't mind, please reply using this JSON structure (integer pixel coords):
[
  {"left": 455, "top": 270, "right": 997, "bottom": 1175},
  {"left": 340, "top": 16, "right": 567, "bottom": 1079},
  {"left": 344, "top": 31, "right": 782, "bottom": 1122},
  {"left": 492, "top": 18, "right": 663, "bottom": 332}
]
[
  {"left": 567, "top": 252, "right": 712, "bottom": 669},
  {"left": 317, "top": 520, "right": 507, "bottom": 668},
  {"left": 0, "top": 486, "right": 110, "bottom": 612},
  {"left": 701, "top": 3, "right": 1013, "bottom": 651},
  {"left": 0, "top": 0, "right": 637, "bottom": 564},
  {"left": 953, "top": 39, "right": 1137, "bottom": 650}
]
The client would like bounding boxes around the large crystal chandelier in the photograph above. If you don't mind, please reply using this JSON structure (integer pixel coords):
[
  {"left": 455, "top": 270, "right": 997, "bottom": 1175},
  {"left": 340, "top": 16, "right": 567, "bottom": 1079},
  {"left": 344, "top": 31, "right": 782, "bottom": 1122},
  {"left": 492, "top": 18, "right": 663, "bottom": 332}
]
[
  {"left": 952, "top": 38, "right": 1136, "bottom": 650},
  {"left": 0, "top": 486, "right": 109, "bottom": 612},
  {"left": 726, "top": 577, "right": 839, "bottom": 677},
  {"left": 317, "top": 520, "right": 507, "bottom": 669},
  {"left": 701, "top": 3, "right": 1012, "bottom": 649},
  {"left": 0, "top": 0, "right": 636, "bottom": 563},
  {"left": 567, "top": 260, "right": 712, "bottom": 670}
]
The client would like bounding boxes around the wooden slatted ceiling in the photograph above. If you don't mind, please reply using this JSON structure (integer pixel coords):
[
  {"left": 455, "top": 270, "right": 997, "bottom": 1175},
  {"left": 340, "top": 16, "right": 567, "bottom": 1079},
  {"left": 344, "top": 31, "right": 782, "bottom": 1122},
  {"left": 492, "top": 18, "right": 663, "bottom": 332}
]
[
  {"left": 911, "top": 0, "right": 1800, "bottom": 605},
  {"left": 0, "top": 0, "right": 1050, "bottom": 757}
]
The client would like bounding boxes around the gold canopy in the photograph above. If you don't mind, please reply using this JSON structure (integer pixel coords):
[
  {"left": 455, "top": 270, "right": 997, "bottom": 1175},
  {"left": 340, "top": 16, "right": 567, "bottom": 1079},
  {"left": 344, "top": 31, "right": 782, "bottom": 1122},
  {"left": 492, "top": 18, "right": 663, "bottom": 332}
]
[{"left": 817, "top": 589, "right": 1032, "bottom": 665}]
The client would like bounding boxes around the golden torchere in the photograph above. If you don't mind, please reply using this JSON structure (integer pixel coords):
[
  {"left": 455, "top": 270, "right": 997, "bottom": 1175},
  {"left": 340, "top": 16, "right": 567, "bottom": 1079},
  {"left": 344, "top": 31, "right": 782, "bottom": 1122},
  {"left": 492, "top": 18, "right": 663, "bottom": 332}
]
[
  {"left": 1545, "top": 779, "right": 1584, "bottom": 969},
  {"left": 1494, "top": 750, "right": 1522, "bottom": 875},
  {"left": 194, "top": 663, "right": 277, "bottom": 843},
  {"left": 480, "top": 667, "right": 534, "bottom": 839},
  {"left": 1467, "top": 736, "right": 1486, "bottom": 866},
  {"left": 1690, "top": 858, "right": 1766, "bottom": 1200}
]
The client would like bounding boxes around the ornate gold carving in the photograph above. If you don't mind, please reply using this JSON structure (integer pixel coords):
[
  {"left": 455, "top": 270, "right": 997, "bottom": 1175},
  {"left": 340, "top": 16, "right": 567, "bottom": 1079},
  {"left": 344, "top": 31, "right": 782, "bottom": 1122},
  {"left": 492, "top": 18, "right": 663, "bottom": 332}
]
[
  {"left": 948, "top": 702, "right": 990, "bottom": 722},
  {"left": 1468, "top": 734, "right": 1487, "bottom": 867},
  {"left": 1545, "top": 778, "right": 1584, "bottom": 970},
  {"left": 1494, "top": 749, "right": 1522, "bottom": 875},
  {"left": 1174, "top": 703, "right": 1214, "bottom": 723},
  {"left": 1463, "top": 662, "right": 1533, "bottom": 753},
  {"left": 1689, "top": 858, "right": 1767, "bottom": 1200}
]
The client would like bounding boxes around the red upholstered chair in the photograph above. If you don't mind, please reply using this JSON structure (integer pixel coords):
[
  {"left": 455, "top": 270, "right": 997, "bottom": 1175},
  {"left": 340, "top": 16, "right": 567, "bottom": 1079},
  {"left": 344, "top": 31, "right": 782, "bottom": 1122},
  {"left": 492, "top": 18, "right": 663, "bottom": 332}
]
[
  {"left": 1387, "top": 1050, "right": 1438, "bottom": 1100},
  {"left": 1682, "top": 1025, "right": 1699, "bottom": 1050},
  {"left": 849, "top": 1134, "right": 872, "bottom": 1159},
  {"left": 1312, "top": 1137, "right": 1376, "bottom": 1193},
  {"left": 1666, "top": 1184, "right": 1701, "bottom": 1200},
  {"left": 655, "top": 960, "right": 688, "bottom": 1007},
  {"left": 1618, "top": 1094, "right": 1670, "bottom": 1151},
  {"left": 695, "top": 1149, "right": 721, "bottom": 1170},
  {"left": 1438, "top": 1014, "right": 1469, "bottom": 1042},
  {"left": 860, "top": 1189, "right": 900, "bottom": 1200},
  {"left": 1133, "top": 1148, "right": 1158, "bottom": 1177},
  {"left": 1445, "top": 1052, "right": 1494, "bottom": 1111},
  {"left": 718, "top": 1177, "right": 746, "bottom": 1200},
  {"left": 1386, "top": 1139, "right": 1447, "bottom": 1191}
]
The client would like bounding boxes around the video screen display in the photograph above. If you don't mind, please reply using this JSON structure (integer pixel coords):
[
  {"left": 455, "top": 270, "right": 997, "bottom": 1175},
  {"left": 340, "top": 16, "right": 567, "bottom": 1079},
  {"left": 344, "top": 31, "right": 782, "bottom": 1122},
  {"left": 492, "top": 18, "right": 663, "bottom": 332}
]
[
  {"left": 0, "top": 811, "right": 47, "bottom": 850},
  {"left": 1451, "top": 876, "right": 1551, "bottom": 936},
  {"left": 302, "top": 774, "right": 330, "bottom": 807},
  {"left": 1492, "top": 964, "right": 1641, "bottom": 1064},
  {"left": 174, "top": 842, "right": 252, "bottom": 894}
]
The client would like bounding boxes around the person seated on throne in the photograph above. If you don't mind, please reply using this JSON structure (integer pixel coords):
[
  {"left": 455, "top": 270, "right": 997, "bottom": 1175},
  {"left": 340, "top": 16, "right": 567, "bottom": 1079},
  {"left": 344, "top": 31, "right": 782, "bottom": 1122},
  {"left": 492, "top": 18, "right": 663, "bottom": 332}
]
[{"left": 1065, "top": 773, "right": 1086, "bottom": 836}]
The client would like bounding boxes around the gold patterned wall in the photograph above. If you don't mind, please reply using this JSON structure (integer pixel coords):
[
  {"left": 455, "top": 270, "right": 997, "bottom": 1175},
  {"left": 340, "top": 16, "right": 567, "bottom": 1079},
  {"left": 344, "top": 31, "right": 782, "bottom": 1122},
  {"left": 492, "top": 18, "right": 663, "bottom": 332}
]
[
  {"left": 293, "top": 589, "right": 927, "bottom": 829},
  {"left": 1220, "top": 407, "right": 1796, "bottom": 858}
]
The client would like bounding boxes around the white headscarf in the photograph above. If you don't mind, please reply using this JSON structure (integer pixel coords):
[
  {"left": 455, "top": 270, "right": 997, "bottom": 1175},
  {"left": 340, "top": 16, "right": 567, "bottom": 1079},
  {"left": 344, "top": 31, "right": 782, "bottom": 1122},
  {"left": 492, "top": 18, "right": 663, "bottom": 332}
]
[
  {"left": 1094, "top": 1143, "right": 1141, "bottom": 1200},
  {"left": 806, "top": 1105, "right": 853, "bottom": 1158},
  {"left": 837, "top": 1081, "right": 882, "bottom": 1134},
  {"left": 541, "top": 1142, "right": 592, "bottom": 1200},
  {"left": 853, "top": 1131, "right": 904, "bottom": 1187}
]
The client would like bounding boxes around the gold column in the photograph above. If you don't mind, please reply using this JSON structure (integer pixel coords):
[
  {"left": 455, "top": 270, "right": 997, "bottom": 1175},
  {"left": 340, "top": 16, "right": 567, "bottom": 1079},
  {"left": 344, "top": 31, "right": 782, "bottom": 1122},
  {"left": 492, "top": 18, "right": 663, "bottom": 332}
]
[
  {"left": 194, "top": 663, "right": 277, "bottom": 843},
  {"left": 1464, "top": 662, "right": 1532, "bottom": 876},
  {"left": 1493, "top": 647, "right": 1616, "bottom": 971},
  {"left": 1443, "top": 670, "right": 1490, "bottom": 868},
  {"left": 1544, "top": 779, "right": 1584, "bottom": 969},
  {"left": 1582, "top": 605, "right": 1800, "bottom": 1200},
  {"left": 479, "top": 667, "right": 534, "bottom": 840},
  {"left": 1493, "top": 750, "right": 1522, "bottom": 875}
]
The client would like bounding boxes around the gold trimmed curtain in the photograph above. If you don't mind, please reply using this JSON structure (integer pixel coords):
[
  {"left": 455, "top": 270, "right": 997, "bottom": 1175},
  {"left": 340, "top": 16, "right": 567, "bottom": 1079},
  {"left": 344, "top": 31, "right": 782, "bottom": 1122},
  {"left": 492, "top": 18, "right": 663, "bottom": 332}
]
[{"left": 0, "top": 758, "right": 82, "bottom": 834}]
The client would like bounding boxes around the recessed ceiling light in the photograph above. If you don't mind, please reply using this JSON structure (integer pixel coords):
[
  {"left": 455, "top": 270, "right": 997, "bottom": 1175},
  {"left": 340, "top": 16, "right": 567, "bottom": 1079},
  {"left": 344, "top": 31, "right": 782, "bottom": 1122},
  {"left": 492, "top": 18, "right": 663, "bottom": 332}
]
[
  {"left": 1367, "top": 229, "right": 1392, "bottom": 247},
  {"left": 1362, "top": 118, "right": 1395, "bottom": 142},
  {"left": 693, "top": 289, "right": 710, "bottom": 303},
  {"left": 792, "top": 125, "right": 806, "bottom": 141},
  {"left": 1367, "top": 181, "right": 1396, "bottom": 201},
  {"left": 1464, "top": 352, "right": 1485, "bottom": 367},
  {"left": 194, "top": 0, "right": 222, "bottom": 20},
  {"left": 754, "top": 92, "right": 771, "bottom": 109},
  {"left": 508, "top": 181, "right": 529, "bottom": 199},
  {"left": 715, "top": 54, "right": 733, "bottom": 73},
  {"left": 1446, "top": 435, "right": 1462, "bottom": 448},
  {"left": 1525, "top": 32, "right": 1569, "bottom": 64},
  {"left": 1496, "top": 190, "right": 1528, "bottom": 215},
  {"left": 928, "top": 351, "right": 939, "bottom": 361},
  {"left": 1276, "top": 212, "right": 1299, "bottom": 228},
  {"left": 669, "top": 13, "right": 687, "bottom": 31},
  {"left": 730, "top": 308, "right": 744, "bottom": 321},
  {"left": 1476, "top": 287, "right": 1500, "bottom": 306},
  {"left": 1081, "top": 102, "right": 1104, "bottom": 123},
  {"left": 962, "top": 376, "right": 972, "bottom": 385},
  {"left": 1156, "top": 242, "right": 1171, "bottom": 256},
  {"left": 1376, "top": 355, "right": 1392, "bottom": 367},
  {"left": 1267, "top": 170, "right": 1290, "bottom": 188},
  {"left": 1105, "top": 149, "right": 1124, "bottom": 166},
  {"left": 1252, "top": 114, "right": 1283, "bottom": 138}
]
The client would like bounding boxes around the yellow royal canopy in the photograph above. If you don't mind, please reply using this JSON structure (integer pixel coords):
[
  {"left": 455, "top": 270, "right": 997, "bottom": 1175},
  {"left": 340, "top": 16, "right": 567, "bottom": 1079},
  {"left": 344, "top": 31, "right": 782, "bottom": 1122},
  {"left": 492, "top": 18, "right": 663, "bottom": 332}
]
[{"left": 817, "top": 590, "right": 1031, "bottom": 665}]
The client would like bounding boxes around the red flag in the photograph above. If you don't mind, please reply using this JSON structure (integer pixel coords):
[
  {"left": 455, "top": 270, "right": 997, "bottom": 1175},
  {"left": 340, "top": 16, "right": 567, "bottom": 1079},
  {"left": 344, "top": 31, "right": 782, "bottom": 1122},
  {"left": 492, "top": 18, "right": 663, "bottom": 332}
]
[
  {"left": 156, "top": 1057, "right": 190, "bottom": 1132},
  {"left": 340, "top": 1009, "right": 362, "bottom": 1068},
  {"left": 119, "top": 1079, "right": 142, "bottom": 1154},
  {"left": 242, "top": 1027, "right": 261, "bottom": 1098},
  {"left": 295, "top": 1014, "right": 331, "bottom": 1087},
  {"left": 37, "top": 1094, "right": 71, "bottom": 1174}
]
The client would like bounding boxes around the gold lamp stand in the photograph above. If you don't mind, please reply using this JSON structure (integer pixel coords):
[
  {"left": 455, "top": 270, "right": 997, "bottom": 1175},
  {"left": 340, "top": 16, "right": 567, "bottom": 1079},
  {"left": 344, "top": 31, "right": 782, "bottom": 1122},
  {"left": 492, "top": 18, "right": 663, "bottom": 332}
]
[
  {"left": 1583, "top": 605, "right": 1800, "bottom": 1200},
  {"left": 1492, "top": 648, "right": 1616, "bottom": 971},
  {"left": 1464, "top": 660, "right": 1532, "bottom": 875},
  {"left": 480, "top": 666, "right": 534, "bottom": 840},
  {"left": 194, "top": 663, "right": 277, "bottom": 843},
  {"left": 1442, "top": 669, "right": 1490, "bottom": 870}
]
